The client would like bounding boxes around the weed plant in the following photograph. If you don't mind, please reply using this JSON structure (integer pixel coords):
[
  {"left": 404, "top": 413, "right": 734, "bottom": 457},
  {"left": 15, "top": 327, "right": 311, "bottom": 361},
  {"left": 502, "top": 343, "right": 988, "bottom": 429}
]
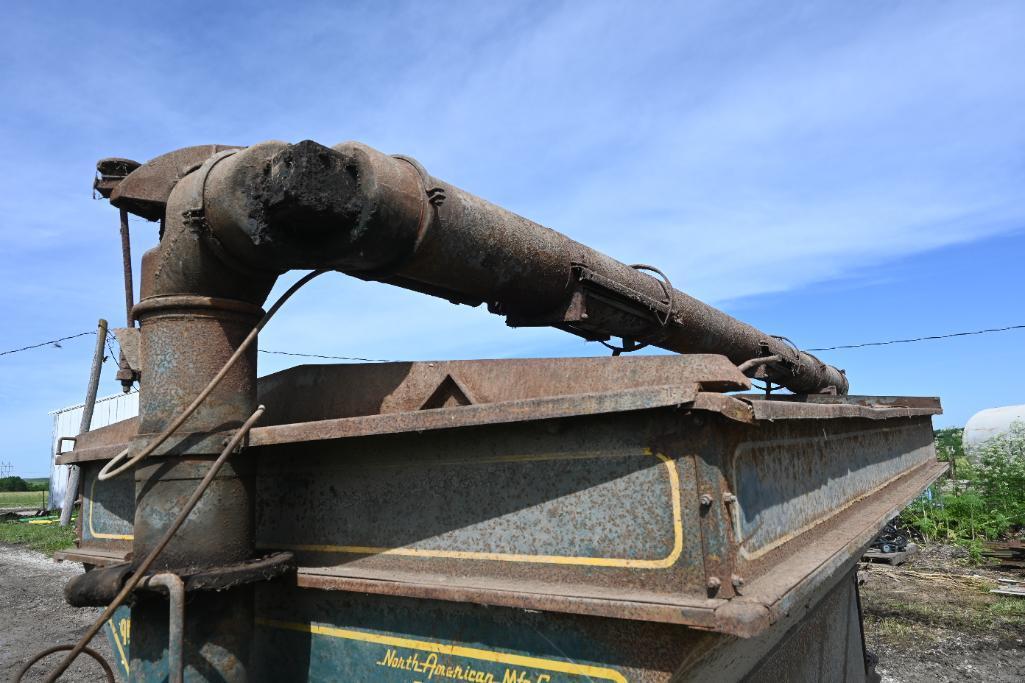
[{"left": 901, "top": 422, "right": 1025, "bottom": 561}]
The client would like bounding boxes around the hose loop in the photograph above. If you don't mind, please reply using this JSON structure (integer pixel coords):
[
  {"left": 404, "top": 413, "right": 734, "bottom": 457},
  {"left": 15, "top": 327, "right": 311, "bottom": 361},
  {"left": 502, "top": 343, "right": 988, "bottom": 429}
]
[{"left": 15, "top": 645, "right": 115, "bottom": 683}]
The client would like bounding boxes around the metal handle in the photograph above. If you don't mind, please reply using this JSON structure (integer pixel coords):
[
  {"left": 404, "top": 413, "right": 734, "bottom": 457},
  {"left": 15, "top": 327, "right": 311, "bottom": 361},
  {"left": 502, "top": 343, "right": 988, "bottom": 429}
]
[{"left": 55, "top": 436, "right": 77, "bottom": 456}]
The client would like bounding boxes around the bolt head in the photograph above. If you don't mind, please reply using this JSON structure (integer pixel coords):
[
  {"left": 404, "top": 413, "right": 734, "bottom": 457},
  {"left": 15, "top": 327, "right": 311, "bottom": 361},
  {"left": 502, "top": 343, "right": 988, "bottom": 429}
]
[
  {"left": 699, "top": 494, "right": 713, "bottom": 507},
  {"left": 731, "top": 574, "right": 745, "bottom": 588},
  {"left": 706, "top": 576, "right": 721, "bottom": 590}
]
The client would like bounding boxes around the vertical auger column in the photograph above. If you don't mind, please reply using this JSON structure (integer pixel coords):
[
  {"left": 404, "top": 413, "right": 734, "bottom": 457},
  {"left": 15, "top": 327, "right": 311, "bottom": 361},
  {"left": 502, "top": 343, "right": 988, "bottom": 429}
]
[{"left": 126, "top": 162, "right": 276, "bottom": 681}]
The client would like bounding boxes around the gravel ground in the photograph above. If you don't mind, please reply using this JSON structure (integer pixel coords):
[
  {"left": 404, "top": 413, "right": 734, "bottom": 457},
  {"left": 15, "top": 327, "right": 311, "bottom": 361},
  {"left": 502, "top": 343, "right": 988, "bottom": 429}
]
[
  {"left": 861, "top": 544, "right": 1025, "bottom": 683},
  {"left": 0, "top": 545, "right": 115, "bottom": 682}
]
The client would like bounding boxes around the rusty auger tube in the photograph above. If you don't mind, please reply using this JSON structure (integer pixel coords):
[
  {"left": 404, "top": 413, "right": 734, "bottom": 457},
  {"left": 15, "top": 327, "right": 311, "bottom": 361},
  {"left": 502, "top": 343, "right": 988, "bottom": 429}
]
[{"left": 157, "top": 139, "right": 847, "bottom": 394}]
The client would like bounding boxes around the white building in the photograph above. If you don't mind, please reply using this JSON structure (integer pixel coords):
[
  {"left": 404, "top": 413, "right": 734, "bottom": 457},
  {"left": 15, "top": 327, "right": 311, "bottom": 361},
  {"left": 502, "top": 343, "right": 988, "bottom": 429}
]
[{"left": 48, "top": 392, "right": 139, "bottom": 511}]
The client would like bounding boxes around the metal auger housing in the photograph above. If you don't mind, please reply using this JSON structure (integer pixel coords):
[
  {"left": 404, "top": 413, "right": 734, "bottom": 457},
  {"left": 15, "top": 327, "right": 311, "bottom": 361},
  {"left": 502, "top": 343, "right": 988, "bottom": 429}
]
[{"left": 113, "top": 139, "right": 848, "bottom": 395}]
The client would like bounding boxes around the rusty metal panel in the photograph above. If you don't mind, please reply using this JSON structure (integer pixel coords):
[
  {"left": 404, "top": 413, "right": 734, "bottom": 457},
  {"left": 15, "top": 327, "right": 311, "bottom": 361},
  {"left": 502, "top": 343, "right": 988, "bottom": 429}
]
[
  {"left": 257, "top": 355, "right": 748, "bottom": 423},
  {"left": 253, "top": 412, "right": 711, "bottom": 615},
  {"left": 737, "top": 394, "right": 942, "bottom": 421},
  {"left": 728, "top": 418, "right": 935, "bottom": 559},
  {"left": 239, "top": 369, "right": 940, "bottom": 636},
  {"left": 263, "top": 450, "right": 677, "bottom": 562},
  {"left": 64, "top": 462, "right": 134, "bottom": 563}
]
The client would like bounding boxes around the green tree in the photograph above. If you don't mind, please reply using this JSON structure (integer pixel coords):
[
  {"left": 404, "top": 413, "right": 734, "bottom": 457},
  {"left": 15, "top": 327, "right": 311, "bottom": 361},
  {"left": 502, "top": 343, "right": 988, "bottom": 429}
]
[
  {"left": 0, "top": 476, "right": 29, "bottom": 492},
  {"left": 934, "top": 427, "right": 965, "bottom": 462}
]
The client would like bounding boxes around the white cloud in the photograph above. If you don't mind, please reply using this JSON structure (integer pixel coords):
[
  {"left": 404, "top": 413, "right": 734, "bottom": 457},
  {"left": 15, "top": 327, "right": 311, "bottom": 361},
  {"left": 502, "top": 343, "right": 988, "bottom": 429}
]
[{"left": 3, "top": 1, "right": 1025, "bottom": 472}]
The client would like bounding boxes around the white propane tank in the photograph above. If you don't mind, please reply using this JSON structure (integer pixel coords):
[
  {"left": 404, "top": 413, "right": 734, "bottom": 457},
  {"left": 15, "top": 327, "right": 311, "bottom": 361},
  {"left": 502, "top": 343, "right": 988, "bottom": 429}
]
[{"left": 962, "top": 404, "right": 1025, "bottom": 459}]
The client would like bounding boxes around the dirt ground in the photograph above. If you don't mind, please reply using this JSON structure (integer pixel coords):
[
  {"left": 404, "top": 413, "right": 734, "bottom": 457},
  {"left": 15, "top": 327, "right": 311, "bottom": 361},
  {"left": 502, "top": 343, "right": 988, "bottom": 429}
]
[
  {"left": 861, "top": 544, "right": 1025, "bottom": 683},
  {"left": 0, "top": 545, "right": 114, "bottom": 682},
  {"left": 2, "top": 541, "right": 1024, "bottom": 682}
]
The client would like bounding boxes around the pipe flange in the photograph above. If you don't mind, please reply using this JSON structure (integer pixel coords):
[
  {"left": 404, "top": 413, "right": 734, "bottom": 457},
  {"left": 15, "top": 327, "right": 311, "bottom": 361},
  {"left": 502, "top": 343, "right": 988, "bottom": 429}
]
[
  {"left": 350, "top": 153, "right": 443, "bottom": 279},
  {"left": 65, "top": 553, "right": 296, "bottom": 607},
  {"left": 179, "top": 551, "right": 295, "bottom": 592},
  {"left": 132, "top": 294, "right": 266, "bottom": 322}
]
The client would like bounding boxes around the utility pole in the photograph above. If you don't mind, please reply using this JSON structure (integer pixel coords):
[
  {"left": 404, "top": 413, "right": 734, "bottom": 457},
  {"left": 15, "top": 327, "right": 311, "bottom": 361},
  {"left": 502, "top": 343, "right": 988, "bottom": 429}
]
[{"left": 59, "top": 319, "right": 107, "bottom": 526}]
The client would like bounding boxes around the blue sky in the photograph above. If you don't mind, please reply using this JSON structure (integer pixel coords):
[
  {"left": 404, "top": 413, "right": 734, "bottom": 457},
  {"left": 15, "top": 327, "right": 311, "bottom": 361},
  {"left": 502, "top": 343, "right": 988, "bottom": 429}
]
[{"left": 1, "top": 1, "right": 1023, "bottom": 476}]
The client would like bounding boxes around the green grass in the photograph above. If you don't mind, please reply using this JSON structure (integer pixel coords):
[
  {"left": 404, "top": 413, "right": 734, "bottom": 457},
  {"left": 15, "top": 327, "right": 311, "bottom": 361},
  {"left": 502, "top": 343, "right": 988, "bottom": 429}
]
[
  {"left": 863, "top": 615, "right": 939, "bottom": 647},
  {"left": 0, "top": 490, "right": 48, "bottom": 508},
  {"left": 900, "top": 423, "right": 1025, "bottom": 560},
  {"left": 989, "top": 596, "right": 1025, "bottom": 619},
  {"left": 885, "top": 598, "right": 999, "bottom": 631},
  {"left": 0, "top": 519, "right": 76, "bottom": 553}
]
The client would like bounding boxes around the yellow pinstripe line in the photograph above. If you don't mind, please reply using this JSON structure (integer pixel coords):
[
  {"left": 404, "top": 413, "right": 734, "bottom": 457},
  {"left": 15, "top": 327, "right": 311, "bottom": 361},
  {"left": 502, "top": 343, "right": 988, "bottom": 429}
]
[
  {"left": 256, "top": 618, "right": 628, "bottom": 682},
  {"left": 261, "top": 450, "right": 682, "bottom": 569},
  {"left": 107, "top": 617, "right": 130, "bottom": 674},
  {"left": 89, "top": 476, "right": 133, "bottom": 541}
]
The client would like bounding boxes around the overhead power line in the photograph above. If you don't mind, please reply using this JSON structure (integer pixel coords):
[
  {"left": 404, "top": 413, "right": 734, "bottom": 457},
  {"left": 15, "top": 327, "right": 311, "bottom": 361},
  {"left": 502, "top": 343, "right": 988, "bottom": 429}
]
[
  {"left": 806, "top": 324, "right": 1025, "bottom": 352},
  {"left": 258, "top": 349, "right": 393, "bottom": 363},
  {"left": 0, "top": 331, "right": 95, "bottom": 357},
  {"left": 6, "top": 322, "right": 1025, "bottom": 361}
]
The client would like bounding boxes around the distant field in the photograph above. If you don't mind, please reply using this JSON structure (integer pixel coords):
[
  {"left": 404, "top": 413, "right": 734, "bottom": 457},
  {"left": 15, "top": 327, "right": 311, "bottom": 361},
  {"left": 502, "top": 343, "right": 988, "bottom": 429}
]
[{"left": 0, "top": 490, "right": 48, "bottom": 508}]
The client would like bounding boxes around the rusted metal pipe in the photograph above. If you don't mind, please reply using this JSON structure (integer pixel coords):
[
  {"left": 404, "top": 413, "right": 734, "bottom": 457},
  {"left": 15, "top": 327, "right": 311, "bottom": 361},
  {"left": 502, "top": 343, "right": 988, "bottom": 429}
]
[
  {"left": 115, "top": 208, "right": 138, "bottom": 393},
  {"left": 124, "top": 294, "right": 259, "bottom": 681},
  {"left": 110, "top": 140, "right": 846, "bottom": 393},
  {"left": 192, "top": 140, "right": 848, "bottom": 394},
  {"left": 138, "top": 573, "right": 185, "bottom": 683},
  {"left": 118, "top": 158, "right": 276, "bottom": 679},
  {"left": 118, "top": 208, "right": 134, "bottom": 326}
]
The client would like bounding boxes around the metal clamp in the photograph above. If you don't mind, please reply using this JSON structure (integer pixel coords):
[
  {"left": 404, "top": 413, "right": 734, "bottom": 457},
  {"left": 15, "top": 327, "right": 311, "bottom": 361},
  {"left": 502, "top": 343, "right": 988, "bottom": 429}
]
[
  {"left": 354, "top": 154, "right": 443, "bottom": 280},
  {"left": 180, "top": 149, "right": 276, "bottom": 279},
  {"left": 770, "top": 334, "right": 804, "bottom": 376},
  {"left": 181, "top": 148, "right": 239, "bottom": 222}
]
